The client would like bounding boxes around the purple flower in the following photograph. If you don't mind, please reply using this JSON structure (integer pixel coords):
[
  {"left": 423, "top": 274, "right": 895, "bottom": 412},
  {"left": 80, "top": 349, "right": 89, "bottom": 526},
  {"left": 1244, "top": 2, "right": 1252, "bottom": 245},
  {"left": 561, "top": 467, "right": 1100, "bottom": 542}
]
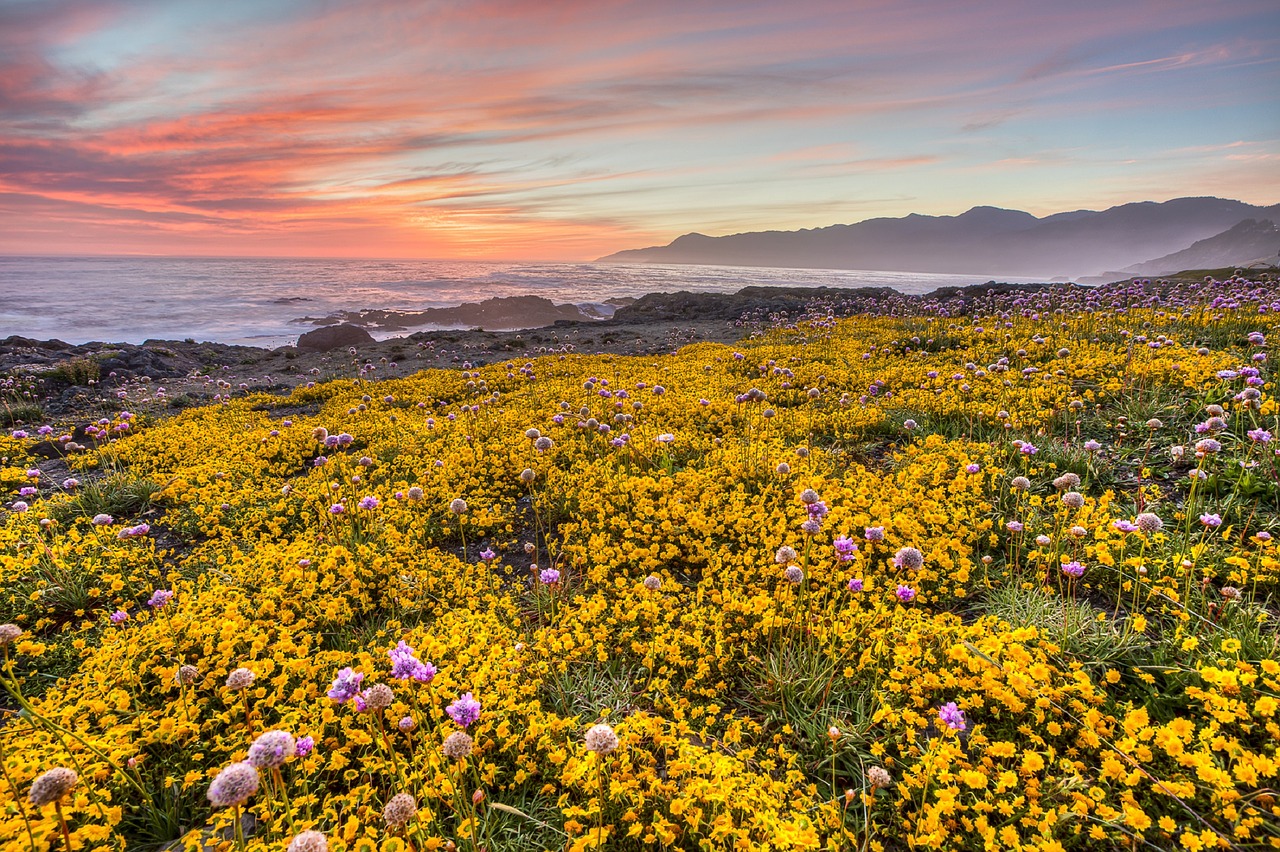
[
  {"left": 295, "top": 735, "right": 315, "bottom": 757},
  {"left": 1005, "top": 521, "right": 1024, "bottom": 533},
  {"left": 1083, "top": 440, "right": 1102, "bottom": 452},
  {"left": 846, "top": 578, "right": 864, "bottom": 592},
  {"left": 328, "top": 503, "right": 345, "bottom": 515},
  {"left": 327, "top": 667, "right": 365, "bottom": 703},
  {"left": 446, "top": 692, "right": 481, "bottom": 728},
  {"left": 864, "top": 526, "right": 885, "bottom": 542},
  {"left": 109, "top": 610, "right": 129, "bottom": 624},
  {"left": 479, "top": 548, "right": 496, "bottom": 562},
  {"left": 965, "top": 463, "right": 980, "bottom": 474},
  {"left": 388, "top": 641, "right": 437, "bottom": 683},
  {"left": 1061, "top": 561, "right": 1085, "bottom": 578},
  {"left": 539, "top": 567, "right": 561, "bottom": 584},
  {"left": 147, "top": 589, "right": 174, "bottom": 608},
  {"left": 1247, "top": 429, "right": 1273, "bottom": 444},
  {"left": 938, "top": 702, "right": 967, "bottom": 732},
  {"left": 833, "top": 537, "right": 858, "bottom": 562},
  {"left": 19, "top": 486, "right": 36, "bottom": 498},
  {"left": 1200, "top": 513, "right": 1222, "bottom": 528},
  {"left": 1112, "top": 519, "right": 1139, "bottom": 533},
  {"left": 314, "top": 456, "right": 328, "bottom": 467},
  {"left": 1020, "top": 443, "right": 1038, "bottom": 456},
  {"left": 92, "top": 514, "right": 114, "bottom": 526},
  {"left": 895, "top": 585, "right": 916, "bottom": 603},
  {"left": 358, "top": 496, "right": 379, "bottom": 511},
  {"left": 893, "top": 547, "right": 925, "bottom": 571}
]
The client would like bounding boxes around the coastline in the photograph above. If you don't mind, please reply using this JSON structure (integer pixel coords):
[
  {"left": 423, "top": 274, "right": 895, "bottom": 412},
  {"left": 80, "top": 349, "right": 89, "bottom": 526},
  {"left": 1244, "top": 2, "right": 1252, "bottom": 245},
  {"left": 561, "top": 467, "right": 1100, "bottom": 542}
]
[
  {"left": 2, "top": 273, "right": 1247, "bottom": 424},
  {"left": 0, "top": 282, "right": 1024, "bottom": 421}
]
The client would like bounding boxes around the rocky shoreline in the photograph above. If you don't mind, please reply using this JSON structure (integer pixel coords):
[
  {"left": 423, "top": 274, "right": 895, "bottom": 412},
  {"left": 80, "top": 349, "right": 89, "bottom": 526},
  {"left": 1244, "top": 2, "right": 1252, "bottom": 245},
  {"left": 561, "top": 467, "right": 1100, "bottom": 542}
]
[
  {"left": 290, "top": 294, "right": 627, "bottom": 332},
  {"left": 1, "top": 282, "right": 1055, "bottom": 424}
]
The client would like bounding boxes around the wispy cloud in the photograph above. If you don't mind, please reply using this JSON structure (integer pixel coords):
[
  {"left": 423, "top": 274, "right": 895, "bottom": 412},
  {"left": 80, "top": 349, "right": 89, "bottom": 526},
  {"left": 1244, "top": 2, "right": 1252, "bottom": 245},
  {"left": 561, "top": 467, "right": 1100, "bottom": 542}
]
[{"left": 1, "top": 0, "right": 1276, "bottom": 257}]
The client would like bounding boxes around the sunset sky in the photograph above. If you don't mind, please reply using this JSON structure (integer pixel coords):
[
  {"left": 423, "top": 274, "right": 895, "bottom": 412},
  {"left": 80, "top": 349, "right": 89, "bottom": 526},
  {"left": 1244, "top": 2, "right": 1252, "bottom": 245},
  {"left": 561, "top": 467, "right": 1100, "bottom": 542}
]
[{"left": 2, "top": 0, "right": 1278, "bottom": 260}]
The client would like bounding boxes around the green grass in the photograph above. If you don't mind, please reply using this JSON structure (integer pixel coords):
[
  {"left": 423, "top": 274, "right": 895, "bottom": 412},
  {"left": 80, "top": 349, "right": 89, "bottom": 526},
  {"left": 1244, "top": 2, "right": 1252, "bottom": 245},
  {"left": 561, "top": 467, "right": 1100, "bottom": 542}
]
[
  {"left": 49, "top": 473, "right": 166, "bottom": 526},
  {"left": 979, "top": 584, "right": 1149, "bottom": 672},
  {"left": 0, "top": 401, "right": 44, "bottom": 428},
  {"left": 540, "top": 659, "right": 640, "bottom": 722}
]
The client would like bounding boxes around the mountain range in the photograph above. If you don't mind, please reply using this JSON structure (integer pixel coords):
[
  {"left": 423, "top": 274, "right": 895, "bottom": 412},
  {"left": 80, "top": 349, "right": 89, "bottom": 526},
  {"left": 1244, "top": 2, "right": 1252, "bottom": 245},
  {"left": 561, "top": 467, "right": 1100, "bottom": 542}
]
[{"left": 599, "top": 197, "right": 1280, "bottom": 280}]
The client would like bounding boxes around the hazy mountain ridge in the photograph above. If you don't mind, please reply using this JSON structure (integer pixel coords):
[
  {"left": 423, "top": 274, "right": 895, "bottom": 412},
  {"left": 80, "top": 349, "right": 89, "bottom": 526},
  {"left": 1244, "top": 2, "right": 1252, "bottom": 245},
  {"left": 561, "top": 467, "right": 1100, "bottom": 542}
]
[
  {"left": 1093, "top": 219, "right": 1280, "bottom": 282},
  {"left": 600, "top": 197, "right": 1280, "bottom": 279}
]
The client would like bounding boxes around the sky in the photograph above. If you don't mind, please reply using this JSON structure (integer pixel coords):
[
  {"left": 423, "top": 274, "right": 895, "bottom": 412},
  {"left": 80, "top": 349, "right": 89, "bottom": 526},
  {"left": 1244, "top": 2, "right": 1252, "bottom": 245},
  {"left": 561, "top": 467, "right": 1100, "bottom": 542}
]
[{"left": 1, "top": 0, "right": 1278, "bottom": 260}]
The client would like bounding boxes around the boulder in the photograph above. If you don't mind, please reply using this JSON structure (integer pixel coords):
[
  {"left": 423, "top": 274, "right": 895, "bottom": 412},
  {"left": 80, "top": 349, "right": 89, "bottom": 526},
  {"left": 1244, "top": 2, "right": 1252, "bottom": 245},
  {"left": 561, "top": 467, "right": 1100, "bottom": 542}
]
[{"left": 296, "top": 324, "right": 375, "bottom": 352}]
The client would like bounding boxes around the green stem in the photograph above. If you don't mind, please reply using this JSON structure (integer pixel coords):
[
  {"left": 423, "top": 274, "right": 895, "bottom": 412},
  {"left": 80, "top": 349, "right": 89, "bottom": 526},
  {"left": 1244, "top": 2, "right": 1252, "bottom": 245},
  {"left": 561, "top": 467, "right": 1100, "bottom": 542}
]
[
  {"left": 271, "top": 766, "right": 297, "bottom": 833},
  {"left": 0, "top": 734, "right": 38, "bottom": 851},
  {"left": 596, "top": 757, "right": 607, "bottom": 850},
  {"left": 56, "top": 800, "right": 73, "bottom": 852}
]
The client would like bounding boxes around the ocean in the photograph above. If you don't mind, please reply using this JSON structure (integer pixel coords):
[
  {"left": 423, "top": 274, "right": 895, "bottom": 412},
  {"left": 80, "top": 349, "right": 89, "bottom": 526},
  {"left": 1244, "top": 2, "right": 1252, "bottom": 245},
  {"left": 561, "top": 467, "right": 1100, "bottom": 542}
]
[{"left": 0, "top": 256, "right": 1036, "bottom": 347}]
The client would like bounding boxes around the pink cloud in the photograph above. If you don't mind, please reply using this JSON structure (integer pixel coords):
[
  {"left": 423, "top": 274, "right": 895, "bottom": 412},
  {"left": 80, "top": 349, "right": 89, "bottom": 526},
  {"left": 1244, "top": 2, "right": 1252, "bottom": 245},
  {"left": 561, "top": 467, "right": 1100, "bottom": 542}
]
[{"left": 1, "top": 0, "right": 1276, "bottom": 257}]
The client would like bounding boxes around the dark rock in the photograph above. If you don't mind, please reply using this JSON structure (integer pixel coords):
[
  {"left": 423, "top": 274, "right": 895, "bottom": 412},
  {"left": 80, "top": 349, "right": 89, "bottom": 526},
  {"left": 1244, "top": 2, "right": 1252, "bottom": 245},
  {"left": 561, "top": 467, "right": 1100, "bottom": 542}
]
[
  {"left": 296, "top": 295, "right": 601, "bottom": 333},
  {"left": 28, "top": 440, "right": 64, "bottom": 459},
  {"left": 296, "top": 324, "right": 375, "bottom": 352},
  {"left": 0, "top": 336, "right": 72, "bottom": 351}
]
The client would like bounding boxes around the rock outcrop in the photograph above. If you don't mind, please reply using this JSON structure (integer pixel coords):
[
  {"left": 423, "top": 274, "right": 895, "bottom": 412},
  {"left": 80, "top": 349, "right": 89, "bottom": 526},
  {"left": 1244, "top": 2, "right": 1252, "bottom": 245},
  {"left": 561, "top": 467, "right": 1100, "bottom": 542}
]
[{"left": 296, "top": 324, "right": 376, "bottom": 352}]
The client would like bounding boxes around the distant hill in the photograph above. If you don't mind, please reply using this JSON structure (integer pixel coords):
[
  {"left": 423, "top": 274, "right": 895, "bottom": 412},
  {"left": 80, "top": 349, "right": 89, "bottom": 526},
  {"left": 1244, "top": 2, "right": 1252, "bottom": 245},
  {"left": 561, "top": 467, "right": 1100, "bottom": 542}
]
[
  {"left": 599, "top": 197, "right": 1280, "bottom": 279},
  {"left": 1081, "top": 219, "right": 1280, "bottom": 283}
]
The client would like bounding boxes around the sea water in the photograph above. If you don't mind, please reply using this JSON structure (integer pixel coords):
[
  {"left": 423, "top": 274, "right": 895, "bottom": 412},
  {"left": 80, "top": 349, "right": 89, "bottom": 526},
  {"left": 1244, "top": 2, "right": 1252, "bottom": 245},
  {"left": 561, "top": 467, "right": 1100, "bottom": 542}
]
[{"left": 0, "top": 255, "right": 1037, "bottom": 346}]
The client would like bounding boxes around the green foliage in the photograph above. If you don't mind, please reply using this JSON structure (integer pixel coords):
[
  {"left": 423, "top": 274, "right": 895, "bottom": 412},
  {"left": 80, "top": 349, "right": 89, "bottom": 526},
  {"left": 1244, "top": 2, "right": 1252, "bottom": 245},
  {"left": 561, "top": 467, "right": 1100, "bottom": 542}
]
[{"left": 49, "top": 473, "right": 166, "bottom": 525}]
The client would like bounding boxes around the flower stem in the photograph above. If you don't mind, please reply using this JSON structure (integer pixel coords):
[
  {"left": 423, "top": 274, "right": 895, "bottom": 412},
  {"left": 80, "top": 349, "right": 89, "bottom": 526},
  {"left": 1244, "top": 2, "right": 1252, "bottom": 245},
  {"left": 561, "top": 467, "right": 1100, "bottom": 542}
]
[{"left": 55, "top": 800, "right": 73, "bottom": 852}]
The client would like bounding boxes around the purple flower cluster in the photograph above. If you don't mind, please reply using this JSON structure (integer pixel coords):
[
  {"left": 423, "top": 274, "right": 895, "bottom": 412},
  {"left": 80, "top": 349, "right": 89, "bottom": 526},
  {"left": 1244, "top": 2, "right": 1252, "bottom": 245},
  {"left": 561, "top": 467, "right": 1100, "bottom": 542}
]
[
  {"left": 1061, "top": 561, "right": 1085, "bottom": 578},
  {"left": 833, "top": 537, "right": 858, "bottom": 562},
  {"left": 938, "top": 702, "right": 967, "bottom": 732},
  {"left": 446, "top": 692, "right": 481, "bottom": 728},
  {"left": 802, "top": 499, "right": 828, "bottom": 535},
  {"left": 388, "top": 642, "right": 437, "bottom": 683},
  {"left": 538, "top": 567, "right": 561, "bottom": 584},
  {"left": 327, "top": 667, "right": 365, "bottom": 703},
  {"left": 147, "top": 589, "right": 174, "bottom": 608},
  {"left": 895, "top": 585, "right": 916, "bottom": 603},
  {"left": 864, "top": 526, "right": 885, "bottom": 542}
]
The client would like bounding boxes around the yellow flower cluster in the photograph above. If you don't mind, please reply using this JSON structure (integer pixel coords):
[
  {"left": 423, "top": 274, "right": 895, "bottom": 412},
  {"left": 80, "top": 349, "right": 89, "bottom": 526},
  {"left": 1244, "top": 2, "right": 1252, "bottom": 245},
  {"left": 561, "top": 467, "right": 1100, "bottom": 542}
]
[{"left": 0, "top": 295, "right": 1276, "bottom": 851}]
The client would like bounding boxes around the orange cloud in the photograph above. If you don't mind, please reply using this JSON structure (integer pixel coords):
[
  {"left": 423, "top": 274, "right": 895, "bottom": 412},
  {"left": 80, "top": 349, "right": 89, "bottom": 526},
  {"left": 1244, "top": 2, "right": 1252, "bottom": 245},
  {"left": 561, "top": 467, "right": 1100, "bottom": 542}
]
[{"left": 1, "top": 0, "right": 1276, "bottom": 258}]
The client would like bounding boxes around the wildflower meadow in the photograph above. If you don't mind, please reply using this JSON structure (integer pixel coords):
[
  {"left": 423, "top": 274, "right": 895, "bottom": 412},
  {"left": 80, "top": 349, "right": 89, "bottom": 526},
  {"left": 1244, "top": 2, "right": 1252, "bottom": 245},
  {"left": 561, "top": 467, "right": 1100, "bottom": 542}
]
[{"left": 1, "top": 276, "right": 1278, "bottom": 851}]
